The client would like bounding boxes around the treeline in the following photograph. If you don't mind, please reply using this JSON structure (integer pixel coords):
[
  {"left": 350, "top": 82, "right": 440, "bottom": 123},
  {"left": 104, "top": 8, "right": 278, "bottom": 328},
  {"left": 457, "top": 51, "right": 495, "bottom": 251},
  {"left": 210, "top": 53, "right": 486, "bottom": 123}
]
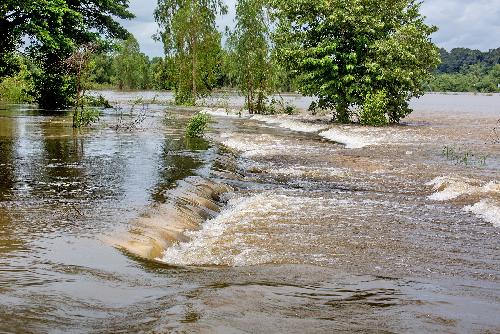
[
  {"left": 87, "top": 35, "right": 293, "bottom": 93},
  {"left": 89, "top": 36, "right": 170, "bottom": 91},
  {"left": 428, "top": 48, "right": 500, "bottom": 93}
]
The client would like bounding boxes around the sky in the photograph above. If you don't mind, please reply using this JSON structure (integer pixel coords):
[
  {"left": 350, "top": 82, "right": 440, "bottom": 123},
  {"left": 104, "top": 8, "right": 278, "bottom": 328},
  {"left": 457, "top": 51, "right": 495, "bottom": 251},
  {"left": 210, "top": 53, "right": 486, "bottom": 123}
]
[{"left": 121, "top": 0, "right": 500, "bottom": 57}]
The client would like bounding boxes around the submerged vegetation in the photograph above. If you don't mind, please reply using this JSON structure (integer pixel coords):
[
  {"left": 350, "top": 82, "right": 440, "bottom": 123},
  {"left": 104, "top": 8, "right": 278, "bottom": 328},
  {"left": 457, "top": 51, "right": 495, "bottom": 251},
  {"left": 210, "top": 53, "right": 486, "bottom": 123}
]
[
  {"left": 273, "top": 0, "right": 440, "bottom": 124},
  {"left": 186, "top": 112, "right": 212, "bottom": 138},
  {"left": 442, "top": 145, "right": 489, "bottom": 167}
]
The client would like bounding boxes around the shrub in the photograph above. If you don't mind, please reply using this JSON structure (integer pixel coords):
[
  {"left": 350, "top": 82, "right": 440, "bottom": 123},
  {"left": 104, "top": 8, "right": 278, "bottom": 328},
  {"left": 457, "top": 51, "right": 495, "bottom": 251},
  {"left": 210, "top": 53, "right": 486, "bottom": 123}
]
[
  {"left": 73, "top": 107, "right": 100, "bottom": 128},
  {"left": 0, "top": 64, "right": 33, "bottom": 103},
  {"left": 85, "top": 94, "right": 112, "bottom": 108},
  {"left": 261, "top": 97, "right": 298, "bottom": 115},
  {"left": 359, "top": 90, "right": 389, "bottom": 126},
  {"left": 186, "top": 112, "right": 212, "bottom": 138}
]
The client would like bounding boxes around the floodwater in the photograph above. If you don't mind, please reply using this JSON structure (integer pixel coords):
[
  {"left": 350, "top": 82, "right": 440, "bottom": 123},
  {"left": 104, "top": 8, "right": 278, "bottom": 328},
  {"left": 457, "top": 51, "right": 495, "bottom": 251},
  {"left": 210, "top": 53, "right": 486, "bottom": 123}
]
[{"left": 0, "top": 92, "right": 499, "bottom": 333}]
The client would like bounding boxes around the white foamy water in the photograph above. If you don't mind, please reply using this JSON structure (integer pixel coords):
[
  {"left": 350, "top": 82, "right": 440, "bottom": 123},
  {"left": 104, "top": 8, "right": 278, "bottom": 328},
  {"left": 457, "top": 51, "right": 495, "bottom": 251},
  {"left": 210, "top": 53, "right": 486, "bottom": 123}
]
[
  {"left": 220, "top": 133, "right": 323, "bottom": 158},
  {"left": 464, "top": 200, "right": 500, "bottom": 227},
  {"left": 318, "top": 125, "right": 427, "bottom": 149},
  {"left": 251, "top": 115, "right": 329, "bottom": 133},
  {"left": 158, "top": 193, "right": 278, "bottom": 266},
  {"left": 270, "top": 166, "right": 346, "bottom": 179},
  {"left": 319, "top": 128, "right": 378, "bottom": 148},
  {"left": 426, "top": 176, "right": 500, "bottom": 201},
  {"left": 202, "top": 108, "right": 244, "bottom": 118},
  {"left": 427, "top": 176, "right": 500, "bottom": 227},
  {"left": 158, "top": 192, "right": 357, "bottom": 266},
  {"left": 221, "top": 134, "right": 284, "bottom": 157}
]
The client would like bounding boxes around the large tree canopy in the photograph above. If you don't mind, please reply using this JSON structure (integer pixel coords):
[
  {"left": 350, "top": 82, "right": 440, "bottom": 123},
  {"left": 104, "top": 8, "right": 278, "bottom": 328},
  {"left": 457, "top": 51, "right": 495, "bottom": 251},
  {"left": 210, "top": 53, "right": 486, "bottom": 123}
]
[
  {"left": 155, "top": 0, "right": 227, "bottom": 105},
  {"left": 0, "top": 0, "right": 134, "bottom": 109},
  {"left": 272, "top": 0, "right": 440, "bottom": 124}
]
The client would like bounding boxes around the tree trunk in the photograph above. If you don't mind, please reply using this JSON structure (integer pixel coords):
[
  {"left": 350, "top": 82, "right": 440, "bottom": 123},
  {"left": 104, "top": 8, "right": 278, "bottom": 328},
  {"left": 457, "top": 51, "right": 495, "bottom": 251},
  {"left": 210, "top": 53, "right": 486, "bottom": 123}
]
[
  {"left": 336, "top": 102, "right": 350, "bottom": 123},
  {"left": 191, "top": 35, "right": 197, "bottom": 105}
]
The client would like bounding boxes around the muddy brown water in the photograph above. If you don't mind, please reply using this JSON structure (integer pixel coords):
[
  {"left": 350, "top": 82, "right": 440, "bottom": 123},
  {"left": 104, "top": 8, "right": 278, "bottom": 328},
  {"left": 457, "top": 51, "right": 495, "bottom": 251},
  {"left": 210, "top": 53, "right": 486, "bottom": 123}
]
[{"left": 0, "top": 93, "right": 499, "bottom": 333}]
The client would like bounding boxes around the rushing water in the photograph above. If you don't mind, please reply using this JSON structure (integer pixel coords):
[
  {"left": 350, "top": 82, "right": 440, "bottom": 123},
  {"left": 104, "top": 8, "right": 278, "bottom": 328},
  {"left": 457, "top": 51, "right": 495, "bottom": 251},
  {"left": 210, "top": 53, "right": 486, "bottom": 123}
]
[{"left": 0, "top": 93, "right": 499, "bottom": 333}]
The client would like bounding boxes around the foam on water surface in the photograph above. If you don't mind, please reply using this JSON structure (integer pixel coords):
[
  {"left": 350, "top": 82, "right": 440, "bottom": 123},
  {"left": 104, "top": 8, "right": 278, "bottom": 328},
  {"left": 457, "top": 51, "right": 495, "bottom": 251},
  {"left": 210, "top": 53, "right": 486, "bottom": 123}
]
[
  {"left": 426, "top": 176, "right": 500, "bottom": 201},
  {"left": 251, "top": 115, "right": 329, "bottom": 133},
  {"left": 157, "top": 191, "right": 372, "bottom": 267},
  {"left": 464, "top": 200, "right": 500, "bottom": 227},
  {"left": 220, "top": 133, "right": 323, "bottom": 158},
  {"left": 202, "top": 108, "right": 243, "bottom": 118}
]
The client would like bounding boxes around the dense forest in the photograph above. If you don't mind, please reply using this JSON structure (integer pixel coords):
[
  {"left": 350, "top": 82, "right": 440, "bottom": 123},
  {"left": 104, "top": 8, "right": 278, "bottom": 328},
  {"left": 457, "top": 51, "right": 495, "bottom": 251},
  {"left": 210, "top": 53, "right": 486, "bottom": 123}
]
[{"left": 428, "top": 48, "right": 500, "bottom": 93}]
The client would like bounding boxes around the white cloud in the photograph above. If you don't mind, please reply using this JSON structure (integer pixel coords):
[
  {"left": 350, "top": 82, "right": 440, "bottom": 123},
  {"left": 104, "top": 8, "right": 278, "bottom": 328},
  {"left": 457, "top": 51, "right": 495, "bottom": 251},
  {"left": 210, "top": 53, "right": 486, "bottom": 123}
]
[{"left": 421, "top": 0, "right": 500, "bottom": 51}]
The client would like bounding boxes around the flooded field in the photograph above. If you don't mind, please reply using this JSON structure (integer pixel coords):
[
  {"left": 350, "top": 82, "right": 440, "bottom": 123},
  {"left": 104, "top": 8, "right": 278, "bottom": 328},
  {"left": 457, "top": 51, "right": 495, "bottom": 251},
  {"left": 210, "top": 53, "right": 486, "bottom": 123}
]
[{"left": 0, "top": 92, "right": 499, "bottom": 333}]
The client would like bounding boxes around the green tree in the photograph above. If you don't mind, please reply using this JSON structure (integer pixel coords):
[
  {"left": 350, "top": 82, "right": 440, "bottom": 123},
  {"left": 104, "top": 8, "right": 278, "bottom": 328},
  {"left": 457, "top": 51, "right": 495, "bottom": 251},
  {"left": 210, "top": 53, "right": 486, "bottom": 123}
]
[
  {"left": 228, "top": 0, "right": 273, "bottom": 113},
  {"left": 0, "top": 0, "right": 133, "bottom": 109},
  {"left": 112, "top": 36, "right": 151, "bottom": 90},
  {"left": 155, "top": 0, "right": 227, "bottom": 105},
  {"left": 150, "top": 56, "right": 176, "bottom": 90},
  {"left": 88, "top": 52, "right": 115, "bottom": 87},
  {"left": 272, "top": 0, "right": 440, "bottom": 124}
]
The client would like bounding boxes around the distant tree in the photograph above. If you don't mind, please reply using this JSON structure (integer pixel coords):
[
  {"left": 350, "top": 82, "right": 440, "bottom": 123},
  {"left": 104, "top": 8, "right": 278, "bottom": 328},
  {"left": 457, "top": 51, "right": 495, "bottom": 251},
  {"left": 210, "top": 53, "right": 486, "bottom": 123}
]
[
  {"left": 436, "top": 47, "right": 500, "bottom": 74},
  {"left": 112, "top": 36, "right": 151, "bottom": 90},
  {"left": 155, "top": 0, "right": 227, "bottom": 105},
  {"left": 89, "top": 53, "right": 115, "bottom": 87},
  {"left": 0, "top": 0, "right": 133, "bottom": 109},
  {"left": 228, "top": 0, "right": 273, "bottom": 113},
  {"left": 429, "top": 63, "right": 500, "bottom": 93},
  {"left": 272, "top": 0, "right": 440, "bottom": 124},
  {"left": 150, "top": 56, "right": 176, "bottom": 90}
]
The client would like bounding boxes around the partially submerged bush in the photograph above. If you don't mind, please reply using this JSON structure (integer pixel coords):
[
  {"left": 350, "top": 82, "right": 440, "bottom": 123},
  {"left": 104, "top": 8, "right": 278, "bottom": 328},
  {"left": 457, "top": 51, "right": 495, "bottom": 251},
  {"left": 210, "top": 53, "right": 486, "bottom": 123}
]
[
  {"left": 261, "top": 97, "right": 298, "bottom": 115},
  {"left": 186, "top": 112, "right": 212, "bottom": 138},
  {"left": 359, "top": 90, "right": 389, "bottom": 126},
  {"left": 73, "top": 107, "right": 100, "bottom": 128},
  {"left": 85, "top": 94, "right": 112, "bottom": 108}
]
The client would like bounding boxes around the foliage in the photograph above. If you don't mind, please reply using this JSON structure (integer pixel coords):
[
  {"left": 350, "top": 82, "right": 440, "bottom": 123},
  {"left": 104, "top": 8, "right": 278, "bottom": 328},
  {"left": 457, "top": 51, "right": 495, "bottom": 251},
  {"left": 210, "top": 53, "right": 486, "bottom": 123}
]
[
  {"left": 155, "top": 0, "right": 227, "bottom": 105},
  {"left": 228, "top": 0, "right": 273, "bottom": 114},
  {"left": 88, "top": 52, "right": 115, "bottom": 87},
  {"left": 272, "top": 0, "right": 440, "bottom": 123},
  {"left": 85, "top": 95, "right": 112, "bottom": 108},
  {"left": 112, "top": 36, "right": 151, "bottom": 90},
  {"left": 1, "top": 0, "right": 134, "bottom": 109},
  {"left": 185, "top": 112, "right": 212, "bottom": 137},
  {"left": 0, "top": 59, "right": 33, "bottom": 103},
  {"left": 110, "top": 99, "right": 148, "bottom": 131},
  {"left": 442, "top": 145, "right": 488, "bottom": 167},
  {"left": 255, "top": 96, "right": 298, "bottom": 115},
  {"left": 359, "top": 90, "right": 389, "bottom": 126},
  {"left": 73, "top": 107, "right": 101, "bottom": 128},
  {"left": 150, "top": 56, "right": 176, "bottom": 90},
  {"left": 65, "top": 43, "right": 101, "bottom": 127},
  {"left": 428, "top": 64, "right": 500, "bottom": 93},
  {"left": 437, "top": 47, "right": 500, "bottom": 74}
]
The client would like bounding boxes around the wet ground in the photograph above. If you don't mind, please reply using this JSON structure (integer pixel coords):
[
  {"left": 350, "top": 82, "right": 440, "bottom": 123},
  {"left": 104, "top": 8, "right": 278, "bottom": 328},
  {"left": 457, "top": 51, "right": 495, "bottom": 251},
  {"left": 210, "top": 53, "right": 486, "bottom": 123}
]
[{"left": 0, "top": 92, "right": 499, "bottom": 333}]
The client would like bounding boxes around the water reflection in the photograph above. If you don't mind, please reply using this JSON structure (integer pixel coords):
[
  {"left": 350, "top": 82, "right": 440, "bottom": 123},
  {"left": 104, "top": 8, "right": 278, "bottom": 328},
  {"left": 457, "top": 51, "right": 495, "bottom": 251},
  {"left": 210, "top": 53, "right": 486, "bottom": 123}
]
[
  {"left": 151, "top": 137, "right": 209, "bottom": 203},
  {"left": 0, "top": 117, "right": 16, "bottom": 201}
]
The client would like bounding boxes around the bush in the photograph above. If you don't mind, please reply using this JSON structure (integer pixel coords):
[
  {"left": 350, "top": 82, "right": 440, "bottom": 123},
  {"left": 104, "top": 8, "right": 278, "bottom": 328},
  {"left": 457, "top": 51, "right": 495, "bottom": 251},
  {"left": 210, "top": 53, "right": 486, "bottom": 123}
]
[
  {"left": 73, "top": 107, "right": 100, "bottom": 128},
  {"left": 0, "top": 64, "right": 33, "bottom": 103},
  {"left": 260, "top": 97, "right": 298, "bottom": 115},
  {"left": 186, "top": 112, "right": 212, "bottom": 138},
  {"left": 359, "top": 90, "right": 389, "bottom": 126},
  {"left": 84, "top": 94, "right": 112, "bottom": 108}
]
